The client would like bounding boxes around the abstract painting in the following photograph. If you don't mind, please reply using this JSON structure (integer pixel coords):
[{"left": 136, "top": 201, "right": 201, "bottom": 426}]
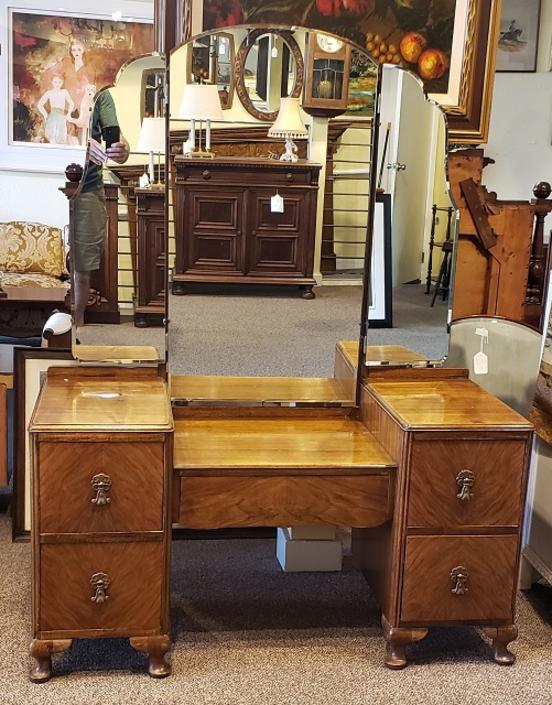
[{"left": 10, "top": 9, "right": 154, "bottom": 146}]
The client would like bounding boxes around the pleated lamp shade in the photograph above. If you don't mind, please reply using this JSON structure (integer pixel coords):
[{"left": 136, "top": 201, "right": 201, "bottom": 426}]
[{"left": 268, "top": 97, "right": 308, "bottom": 139}]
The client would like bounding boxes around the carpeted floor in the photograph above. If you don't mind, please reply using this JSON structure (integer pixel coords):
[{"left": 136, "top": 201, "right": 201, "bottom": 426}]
[
  {"left": 1, "top": 513, "right": 551, "bottom": 705},
  {"left": 80, "top": 283, "right": 449, "bottom": 376}
]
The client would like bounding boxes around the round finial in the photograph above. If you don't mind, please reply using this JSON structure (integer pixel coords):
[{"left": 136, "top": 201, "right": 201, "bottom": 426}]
[
  {"left": 65, "top": 163, "right": 84, "bottom": 183},
  {"left": 533, "top": 181, "right": 551, "bottom": 199}
]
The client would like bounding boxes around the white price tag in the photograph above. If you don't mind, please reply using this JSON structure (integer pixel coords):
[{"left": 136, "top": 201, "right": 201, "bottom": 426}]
[
  {"left": 473, "top": 351, "right": 488, "bottom": 375},
  {"left": 271, "top": 194, "right": 284, "bottom": 213}
]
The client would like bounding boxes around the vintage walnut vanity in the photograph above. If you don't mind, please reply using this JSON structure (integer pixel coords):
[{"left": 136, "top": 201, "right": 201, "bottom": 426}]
[{"left": 28, "top": 22, "right": 534, "bottom": 683}]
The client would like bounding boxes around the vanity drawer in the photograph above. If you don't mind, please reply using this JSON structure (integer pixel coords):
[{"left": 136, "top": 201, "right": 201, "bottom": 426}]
[
  {"left": 38, "top": 441, "right": 165, "bottom": 534},
  {"left": 407, "top": 438, "right": 527, "bottom": 529},
  {"left": 177, "top": 473, "right": 392, "bottom": 529},
  {"left": 178, "top": 164, "right": 315, "bottom": 188},
  {"left": 39, "top": 541, "right": 164, "bottom": 636},
  {"left": 400, "top": 535, "right": 518, "bottom": 624}
]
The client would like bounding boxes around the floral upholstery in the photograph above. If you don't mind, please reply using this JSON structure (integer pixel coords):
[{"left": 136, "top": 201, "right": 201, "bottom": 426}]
[
  {"left": 0, "top": 273, "right": 69, "bottom": 289},
  {"left": 0, "top": 221, "right": 67, "bottom": 279}
]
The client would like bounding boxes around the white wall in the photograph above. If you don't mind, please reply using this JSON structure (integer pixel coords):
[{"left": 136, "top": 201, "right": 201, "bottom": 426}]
[
  {"left": 483, "top": 0, "right": 552, "bottom": 199},
  {"left": 0, "top": 0, "right": 153, "bottom": 228}
]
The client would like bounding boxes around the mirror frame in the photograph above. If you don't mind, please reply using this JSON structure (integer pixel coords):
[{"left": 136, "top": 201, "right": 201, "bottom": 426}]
[{"left": 234, "top": 28, "right": 304, "bottom": 122}]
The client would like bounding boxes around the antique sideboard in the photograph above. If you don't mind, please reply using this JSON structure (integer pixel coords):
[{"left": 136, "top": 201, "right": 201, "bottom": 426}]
[
  {"left": 172, "top": 157, "right": 321, "bottom": 299},
  {"left": 28, "top": 360, "right": 532, "bottom": 679}
]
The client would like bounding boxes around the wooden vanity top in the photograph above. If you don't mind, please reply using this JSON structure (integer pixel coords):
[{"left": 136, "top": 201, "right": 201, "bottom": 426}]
[
  {"left": 367, "top": 379, "right": 533, "bottom": 431},
  {"left": 174, "top": 416, "right": 394, "bottom": 472},
  {"left": 170, "top": 374, "right": 355, "bottom": 405},
  {"left": 30, "top": 373, "right": 172, "bottom": 432}
]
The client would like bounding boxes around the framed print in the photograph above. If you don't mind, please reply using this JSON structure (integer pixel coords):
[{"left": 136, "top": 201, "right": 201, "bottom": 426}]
[
  {"left": 195, "top": 0, "right": 500, "bottom": 143},
  {"left": 368, "top": 193, "right": 392, "bottom": 328},
  {"left": 496, "top": 0, "right": 541, "bottom": 73},
  {"left": 10, "top": 9, "right": 154, "bottom": 147},
  {"left": 13, "top": 348, "right": 76, "bottom": 540}
]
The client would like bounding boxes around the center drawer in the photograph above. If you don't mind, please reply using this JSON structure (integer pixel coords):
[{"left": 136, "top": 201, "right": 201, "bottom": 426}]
[
  {"left": 407, "top": 437, "right": 527, "bottom": 529},
  {"left": 38, "top": 441, "right": 165, "bottom": 534},
  {"left": 39, "top": 541, "right": 164, "bottom": 636}
]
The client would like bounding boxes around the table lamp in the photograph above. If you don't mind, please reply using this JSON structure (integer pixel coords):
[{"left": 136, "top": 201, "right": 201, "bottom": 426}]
[
  {"left": 178, "top": 83, "right": 224, "bottom": 158},
  {"left": 137, "top": 116, "right": 166, "bottom": 189},
  {"left": 268, "top": 97, "right": 308, "bottom": 162}
]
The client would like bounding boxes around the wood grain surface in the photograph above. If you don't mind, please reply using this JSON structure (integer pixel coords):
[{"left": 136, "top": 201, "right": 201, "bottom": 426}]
[
  {"left": 30, "top": 376, "right": 172, "bottom": 431},
  {"left": 177, "top": 474, "right": 391, "bottom": 529},
  {"left": 367, "top": 380, "right": 532, "bottom": 430},
  {"left": 170, "top": 374, "right": 355, "bottom": 405},
  {"left": 173, "top": 417, "right": 395, "bottom": 470},
  {"left": 400, "top": 534, "right": 518, "bottom": 624},
  {"left": 39, "top": 542, "right": 163, "bottom": 634},
  {"left": 38, "top": 442, "right": 165, "bottom": 534},
  {"left": 72, "top": 345, "right": 161, "bottom": 362},
  {"left": 407, "top": 438, "right": 527, "bottom": 529}
]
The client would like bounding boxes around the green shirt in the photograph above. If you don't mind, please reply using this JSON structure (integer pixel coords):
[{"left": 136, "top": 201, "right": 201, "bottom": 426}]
[{"left": 82, "top": 90, "right": 119, "bottom": 193}]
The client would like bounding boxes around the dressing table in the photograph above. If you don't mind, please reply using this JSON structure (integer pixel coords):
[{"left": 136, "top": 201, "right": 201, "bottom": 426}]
[{"left": 28, "top": 20, "right": 534, "bottom": 684}]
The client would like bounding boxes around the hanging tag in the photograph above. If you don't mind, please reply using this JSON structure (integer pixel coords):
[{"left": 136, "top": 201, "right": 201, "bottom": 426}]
[
  {"left": 271, "top": 193, "right": 284, "bottom": 213},
  {"left": 473, "top": 351, "right": 488, "bottom": 375}
]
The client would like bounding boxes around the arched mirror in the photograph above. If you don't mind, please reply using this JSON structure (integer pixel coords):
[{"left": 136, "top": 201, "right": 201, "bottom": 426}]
[
  {"left": 68, "top": 53, "right": 167, "bottom": 363},
  {"left": 235, "top": 29, "right": 304, "bottom": 121},
  {"left": 186, "top": 32, "right": 235, "bottom": 109}
]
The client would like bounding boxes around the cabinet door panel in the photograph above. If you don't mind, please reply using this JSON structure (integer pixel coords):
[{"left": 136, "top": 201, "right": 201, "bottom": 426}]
[{"left": 184, "top": 190, "right": 243, "bottom": 273}]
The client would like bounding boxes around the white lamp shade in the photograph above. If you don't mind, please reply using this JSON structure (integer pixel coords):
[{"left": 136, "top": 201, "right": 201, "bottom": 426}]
[
  {"left": 137, "top": 117, "right": 166, "bottom": 152},
  {"left": 268, "top": 97, "right": 308, "bottom": 139},
  {"left": 178, "top": 83, "right": 224, "bottom": 121}
]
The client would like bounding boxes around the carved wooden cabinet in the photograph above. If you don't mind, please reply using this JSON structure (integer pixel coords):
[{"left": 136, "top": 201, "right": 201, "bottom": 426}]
[
  {"left": 135, "top": 188, "right": 166, "bottom": 327},
  {"left": 356, "top": 376, "right": 533, "bottom": 668},
  {"left": 173, "top": 157, "right": 321, "bottom": 298},
  {"left": 29, "top": 368, "right": 173, "bottom": 682}
]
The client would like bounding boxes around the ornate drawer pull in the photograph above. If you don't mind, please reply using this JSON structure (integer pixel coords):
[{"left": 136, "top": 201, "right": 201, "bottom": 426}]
[
  {"left": 90, "top": 572, "right": 110, "bottom": 604},
  {"left": 456, "top": 469, "right": 475, "bottom": 502},
  {"left": 91, "top": 473, "right": 112, "bottom": 506},
  {"left": 286, "top": 172, "right": 294, "bottom": 182},
  {"left": 450, "top": 566, "right": 469, "bottom": 596},
  {"left": 202, "top": 169, "right": 211, "bottom": 180}
]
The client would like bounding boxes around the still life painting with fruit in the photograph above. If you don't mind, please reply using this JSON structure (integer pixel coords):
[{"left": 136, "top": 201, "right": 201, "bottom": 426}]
[{"left": 203, "top": 0, "right": 457, "bottom": 94}]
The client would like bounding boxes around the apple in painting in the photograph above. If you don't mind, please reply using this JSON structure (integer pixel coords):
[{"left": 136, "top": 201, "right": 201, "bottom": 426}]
[
  {"left": 417, "top": 49, "right": 448, "bottom": 80},
  {"left": 399, "top": 32, "right": 427, "bottom": 63}
]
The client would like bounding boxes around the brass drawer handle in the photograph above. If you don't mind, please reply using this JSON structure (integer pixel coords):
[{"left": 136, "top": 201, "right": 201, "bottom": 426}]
[
  {"left": 91, "top": 473, "right": 112, "bottom": 506},
  {"left": 90, "top": 572, "right": 110, "bottom": 604},
  {"left": 450, "top": 566, "right": 469, "bottom": 596},
  {"left": 456, "top": 469, "right": 475, "bottom": 502}
]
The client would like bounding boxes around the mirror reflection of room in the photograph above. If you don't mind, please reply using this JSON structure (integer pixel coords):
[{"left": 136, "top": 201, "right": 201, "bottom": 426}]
[{"left": 68, "top": 54, "right": 167, "bottom": 361}]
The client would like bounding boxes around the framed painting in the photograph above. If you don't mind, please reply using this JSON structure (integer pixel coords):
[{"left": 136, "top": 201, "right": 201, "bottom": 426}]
[
  {"left": 12, "top": 347, "right": 76, "bottom": 540},
  {"left": 10, "top": 8, "right": 154, "bottom": 147},
  {"left": 194, "top": 0, "right": 500, "bottom": 143},
  {"left": 496, "top": 0, "right": 541, "bottom": 73}
]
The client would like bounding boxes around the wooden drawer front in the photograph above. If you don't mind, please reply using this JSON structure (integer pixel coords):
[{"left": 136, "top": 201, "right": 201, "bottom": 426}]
[
  {"left": 178, "top": 165, "right": 315, "bottom": 188},
  {"left": 40, "top": 542, "right": 163, "bottom": 634},
  {"left": 39, "top": 442, "right": 164, "bottom": 534},
  {"left": 408, "top": 439, "right": 526, "bottom": 529},
  {"left": 178, "top": 474, "right": 391, "bottom": 529},
  {"left": 400, "top": 535, "right": 518, "bottom": 624}
]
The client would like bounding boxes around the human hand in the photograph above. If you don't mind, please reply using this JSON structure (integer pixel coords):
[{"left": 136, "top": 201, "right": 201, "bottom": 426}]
[
  {"left": 106, "top": 139, "right": 130, "bottom": 164},
  {"left": 88, "top": 138, "right": 107, "bottom": 166}
]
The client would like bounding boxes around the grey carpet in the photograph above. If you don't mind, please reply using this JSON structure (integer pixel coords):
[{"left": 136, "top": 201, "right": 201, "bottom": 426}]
[
  {"left": 1, "top": 514, "right": 551, "bottom": 705},
  {"left": 80, "top": 283, "right": 448, "bottom": 375}
]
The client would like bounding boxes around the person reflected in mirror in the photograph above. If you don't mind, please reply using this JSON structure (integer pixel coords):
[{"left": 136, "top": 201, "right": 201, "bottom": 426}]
[
  {"left": 37, "top": 75, "right": 74, "bottom": 144},
  {"left": 72, "top": 90, "right": 129, "bottom": 333}
]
